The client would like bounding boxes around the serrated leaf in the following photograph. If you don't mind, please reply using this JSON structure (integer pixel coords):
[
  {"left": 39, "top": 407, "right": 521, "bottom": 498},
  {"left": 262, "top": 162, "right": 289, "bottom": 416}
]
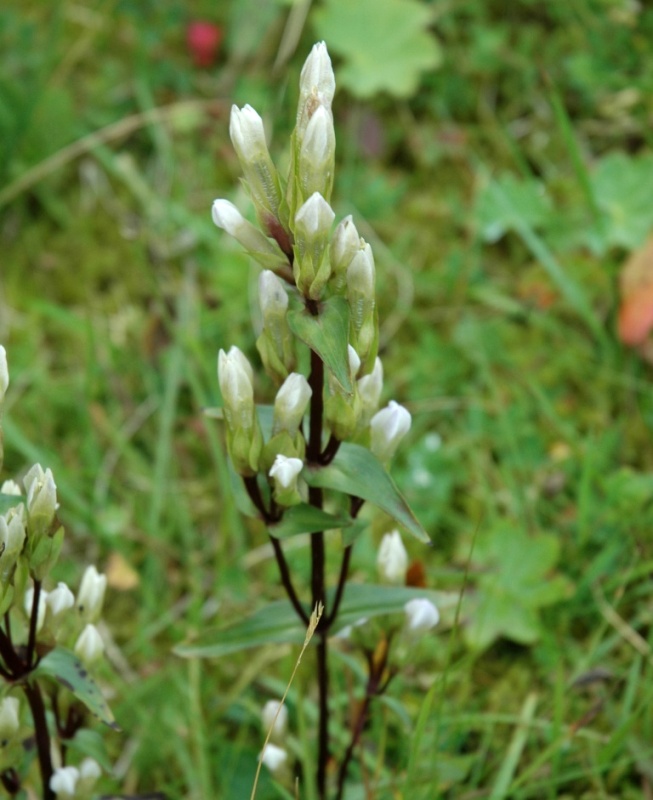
[
  {"left": 269, "top": 504, "right": 352, "bottom": 539},
  {"left": 460, "top": 525, "right": 573, "bottom": 651},
  {"left": 314, "top": 0, "right": 441, "bottom": 98},
  {"left": 287, "top": 295, "right": 352, "bottom": 393},
  {"left": 175, "top": 584, "right": 454, "bottom": 658},
  {"left": 33, "top": 647, "right": 118, "bottom": 729},
  {"left": 304, "top": 442, "right": 430, "bottom": 543},
  {"left": 0, "top": 493, "right": 23, "bottom": 514}
]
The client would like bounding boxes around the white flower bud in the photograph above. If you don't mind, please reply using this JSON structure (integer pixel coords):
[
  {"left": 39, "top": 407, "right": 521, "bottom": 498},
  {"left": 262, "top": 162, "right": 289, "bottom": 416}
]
[
  {"left": 298, "top": 107, "right": 336, "bottom": 200},
  {"left": 261, "top": 699, "right": 288, "bottom": 739},
  {"left": 347, "top": 243, "right": 375, "bottom": 304},
  {"left": 348, "top": 345, "right": 361, "bottom": 379},
  {"left": 299, "top": 42, "right": 335, "bottom": 112},
  {"left": 77, "top": 565, "right": 107, "bottom": 623},
  {"left": 24, "top": 585, "right": 48, "bottom": 633},
  {"left": 218, "top": 347, "right": 255, "bottom": 430},
  {"left": 377, "top": 530, "right": 408, "bottom": 584},
  {"left": 77, "top": 757, "right": 102, "bottom": 793},
  {"left": 212, "top": 200, "right": 285, "bottom": 260},
  {"left": 0, "top": 480, "right": 21, "bottom": 495},
  {"left": 0, "top": 506, "right": 26, "bottom": 562},
  {"left": 229, "top": 104, "right": 268, "bottom": 163},
  {"left": 74, "top": 624, "right": 104, "bottom": 665},
  {"left": 0, "top": 696, "right": 19, "bottom": 744},
  {"left": 23, "top": 464, "right": 58, "bottom": 535},
  {"left": 295, "top": 192, "right": 335, "bottom": 240},
  {"left": 404, "top": 598, "right": 440, "bottom": 633},
  {"left": 269, "top": 455, "right": 303, "bottom": 490},
  {"left": 49, "top": 766, "right": 79, "bottom": 799},
  {"left": 273, "top": 373, "right": 312, "bottom": 436},
  {"left": 357, "top": 358, "right": 383, "bottom": 417},
  {"left": 0, "top": 345, "right": 8, "bottom": 404},
  {"left": 260, "top": 743, "right": 288, "bottom": 774},
  {"left": 259, "top": 270, "right": 288, "bottom": 320},
  {"left": 370, "top": 401, "right": 411, "bottom": 462},
  {"left": 331, "top": 215, "right": 361, "bottom": 274},
  {"left": 47, "top": 582, "right": 75, "bottom": 618}
]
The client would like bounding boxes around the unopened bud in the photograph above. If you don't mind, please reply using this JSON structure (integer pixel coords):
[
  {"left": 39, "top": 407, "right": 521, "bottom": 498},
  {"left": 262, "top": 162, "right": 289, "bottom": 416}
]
[
  {"left": 218, "top": 347, "right": 255, "bottom": 430},
  {"left": 24, "top": 585, "right": 48, "bottom": 633},
  {"left": 294, "top": 192, "right": 335, "bottom": 298},
  {"left": 77, "top": 758, "right": 102, "bottom": 793},
  {"left": 370, "top": 401, "right": 411, "bottom": 462},
  {"left": 269, "top": 455, "right": 303, "bottom": 490},
  {"left": 229, "top": 104, "right": 269, "bottom": 164},
  {"left": 77, "top": 565, "right": 107, "bottom": 623},
  {"left": 262, "top": 699, "right": 288, "bottom": 739},
  {"left": 23, "top": 464, "right": 57, "bottom": 538},
  {"left": 50, "top": 766, "right": 79, "bottom": 800},
  {"left": 298, "top": 105, "right": 336, "bottom": 202},
  {"left": 212, "top": 200, "right": 287, "bottom": 269},
  {"left": 298, "top": 42, "right": 335, "bottom": 115},
  {"left": 0, "top": 480, "right": 21, "bottom": 496},
  {"left": 260, "top": 743, "right": 288, "bottom": 774},
  {"left": 273, "top": 373, "right": 312, "bottom": 436},
  {"left": 0, "top": 696, "right": 19, "bottom": 744},
  {"left": 0, "top": 346, "right": 8, "bottom": 405},
  {"left": 47, "top": 582, "right": 75, "bottom": 618},
  {"left": 259, "top": 270, "right": 289, "bottom": 320},
  {"left": 404, "top": 598, "right": 440, "bottom": 633},
  {"left": 377, "top": 530, "right": 408, "bottom": 584},
  {"left": 330, "top": 216, "right": 361, "bottom": 291},
  {"left": 75, "top": 624, "right": 104, "bottom": 665},
  {"left": 358, "top": 357, "right": 383, "bottom": 422},
  {"left": 348, "top": 345, "right": 361, "bottom": 380},
  {"left": 0, "top": 506, "right": 26, "bottom": 574}
]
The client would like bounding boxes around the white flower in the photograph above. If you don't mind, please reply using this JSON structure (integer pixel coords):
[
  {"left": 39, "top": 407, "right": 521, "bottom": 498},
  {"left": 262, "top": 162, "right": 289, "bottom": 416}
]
[
  {"left": 0, "top": 480, "right": 21, "bottom": 496},
  {"left": 346, "top": 243, "right": 375, "bottom": 303},
  {"left": 260, "top": 742, "right": 288, "bottom": 773},
  {"left": 300, "top": 106, "right": 335, "bottom": 166},
  {"left": 218, "top": 347, "right": 255, "bottom": 430},
  {"left": 50, "top": 766, "right": 79, "bottom": 799},
  {"left": 298, "top": 42, "right": 335, "bottom": 112},
  {"left": 0, "top": 505, "right": 26, "bottom": 563},
  {"left": 77, "top": 565, "right": 107, "bottom": 623},
  {"left": 261, "top": 699, "right": 288, "bottom": 739},
  {"left": 269, "top": 455, "right": 303, "bottom": 490},
  {"left": 348, "top": 345, "right": 361, "bottom": 379},
  {"left": 294, "top": 192, "right": 335, "bottom": 240},
  {"left": 273, "top": 373, "right": 312, "bottom": 435},
  {"left": 358, "top": 358, "right": 383, "bottom": 417},
  {"left": 212, "top": 199, "right": 284, "bottom": 259},
  {"left": 229, "top": 104, "right": 269, "bottom": 164},
  {"left": 0, "top": 696, "right": 19, "bottom": 743},
  {"left": 404, "top": 598, "right": 440, "bottom": 633},
  {"left": 74, "top": 624, "right": 104, "bottom": 665},
  {"left": 23, "top": 464, "right": 58, "bottom": 534},
  {"left": 377, "top": 530, "right": 408, "bottom": 584},
  {"left": 330, "top": 215, "right": 361, "bottom": 274},
  {"left": 0, "top": 345, "right": 8, "bottom": 404},
  {"left": 47, "top": 582, "right": 75, "bottom": 618},
  {"left": 77, "top": 757, "right": 102, "bottom": 792},
  {"left": 259, "top": 270, "right": 288, "bottom": 320},
  {"left": 370, "top": 401, "right": 411, "bottom": 462}
]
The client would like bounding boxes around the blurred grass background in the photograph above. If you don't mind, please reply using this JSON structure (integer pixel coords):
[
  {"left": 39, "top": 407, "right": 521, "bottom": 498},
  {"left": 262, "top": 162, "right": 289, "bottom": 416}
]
[{"left": 2, "top": 0, "right": 653, "bottom": 797}]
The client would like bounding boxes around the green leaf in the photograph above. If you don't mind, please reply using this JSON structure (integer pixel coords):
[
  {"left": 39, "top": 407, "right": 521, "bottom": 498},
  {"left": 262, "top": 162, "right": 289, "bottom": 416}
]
[
  {"left": 33, "top": 647, "right": 118, "bottom": 729},
  {"left": 287, "top": 295, "right": 352, "bottom": 393},
  {"left": 304, "top": 442, "right": 430, "bottom": 543},
  {"left": 313, "top": 0, "right": 441, "bottom": 98},
  {"left": 460, "top": 525, "right": 574, "bottom": 651},
  {"left": 0, "top": 493, "right": 23, "bottom": 514},
  {"left": 269, "top": 504, "right": 352, "bottom": 539},
  {"left": 474, "top": 173, "right": 552, "bottom": 243},
  {"left": 175, "top": 584, "right": 454, "bottom": 659}
]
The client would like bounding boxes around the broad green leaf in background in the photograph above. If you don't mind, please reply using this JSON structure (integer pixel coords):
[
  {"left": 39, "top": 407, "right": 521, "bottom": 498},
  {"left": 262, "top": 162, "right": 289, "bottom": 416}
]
[
  {"left": 175, "top": 584, "right": 454, "bottom": 658},
  {"left": 269, "top": 503, "right": 352, "bottom": 539},
  {"left": 0, "top": 493, "right": 23, "bottom": 514},
  {"left": 313, "top": 0, "right": 442, "bottom": 98},
  {"left": 460, "top": 525, "right": 573, "bottom": 651},
  {"left": 287, "top": 295, "right": 352, "bottom": 393},
  {"left": 589, "top": 152, "right": 653, "bottom": 250},
  {"left": 34, "top": 647, "right": 118, "bottom": 729},
  {"left": 474, "top": 173, "right": 552, "bottom": 243},
  {"left": 304, "top": 442, "right": 430, "bottom": 543}
]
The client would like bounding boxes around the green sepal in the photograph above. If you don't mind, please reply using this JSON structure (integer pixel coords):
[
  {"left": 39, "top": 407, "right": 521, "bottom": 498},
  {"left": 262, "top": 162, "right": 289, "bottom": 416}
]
[
  {"left": 29, "top": 526, "right": 65, "bottom": 581},
  {"left": 33, "top": 647, "right": 119, "bottom": 729},
  {"left": 304, "top": 442, "right": 430, "bottom": 543},
  {"left": 0, "top": 584, "right": 14, "bottom": 617},
  {"left": 269, "top": 504, "right": 353, "bottom": 539},
  {"left": 287, "top": 295, "right": 352, "bottom": 393}
]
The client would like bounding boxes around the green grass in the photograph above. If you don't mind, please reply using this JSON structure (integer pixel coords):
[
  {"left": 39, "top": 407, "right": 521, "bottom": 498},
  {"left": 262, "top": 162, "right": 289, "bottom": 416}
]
[{"left": 2, "top": 0, "right": 653, "bottom": 797}]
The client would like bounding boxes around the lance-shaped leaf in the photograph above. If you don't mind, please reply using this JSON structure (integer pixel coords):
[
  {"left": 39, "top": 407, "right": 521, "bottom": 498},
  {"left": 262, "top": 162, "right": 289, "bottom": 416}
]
[
  {"left": 33, "top": 647, "right": 118, "bottom": 729},
  {"left": 176, "top": 584, "right": 454, "bottom": 658},
  {"left": 287, "top": 295, "right": 352, "bottom": 393},
  {"left": 304, "top": 442, "right": 430, "bottom": 542},
  {"left": 269, "top": 503, "right": 353, "bottom": 539}
]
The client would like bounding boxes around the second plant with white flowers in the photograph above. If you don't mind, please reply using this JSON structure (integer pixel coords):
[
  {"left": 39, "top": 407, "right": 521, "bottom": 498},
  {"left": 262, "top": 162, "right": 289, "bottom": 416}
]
[{"left": 176, "top": 43, "right": 441, "bottom": 799}]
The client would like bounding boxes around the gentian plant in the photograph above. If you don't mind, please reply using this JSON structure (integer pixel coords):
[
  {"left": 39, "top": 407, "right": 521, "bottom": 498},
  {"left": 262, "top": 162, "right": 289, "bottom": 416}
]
[{"left": 178, "top": 44, "right": 440, "bottom": 799}]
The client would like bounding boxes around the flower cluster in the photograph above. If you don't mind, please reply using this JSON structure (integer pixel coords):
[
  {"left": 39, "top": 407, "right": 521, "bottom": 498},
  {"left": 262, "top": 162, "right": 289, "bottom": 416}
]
[{"left": 213, "top": 42, "right": 411, "bottom": 495}]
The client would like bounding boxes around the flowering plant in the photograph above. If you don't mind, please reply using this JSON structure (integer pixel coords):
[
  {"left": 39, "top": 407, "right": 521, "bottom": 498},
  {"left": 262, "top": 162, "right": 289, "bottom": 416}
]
[{"left": 178, "top": 43, "right": 441, "bottom": 798}]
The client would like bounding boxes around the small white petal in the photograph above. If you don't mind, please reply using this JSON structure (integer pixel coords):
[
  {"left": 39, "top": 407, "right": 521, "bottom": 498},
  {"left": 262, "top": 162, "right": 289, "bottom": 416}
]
[
  {"left": 261, "top": 699, "right": 288, "bottom": 738},
  {"left": 377, "top": 530, "right": 408, "bottom": 584},
  {"left": 404, "top": 598, "right": 440, "bottom": 633},
  {"left": 260, "top": 743, "right": 288, "bottom": 773}
]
